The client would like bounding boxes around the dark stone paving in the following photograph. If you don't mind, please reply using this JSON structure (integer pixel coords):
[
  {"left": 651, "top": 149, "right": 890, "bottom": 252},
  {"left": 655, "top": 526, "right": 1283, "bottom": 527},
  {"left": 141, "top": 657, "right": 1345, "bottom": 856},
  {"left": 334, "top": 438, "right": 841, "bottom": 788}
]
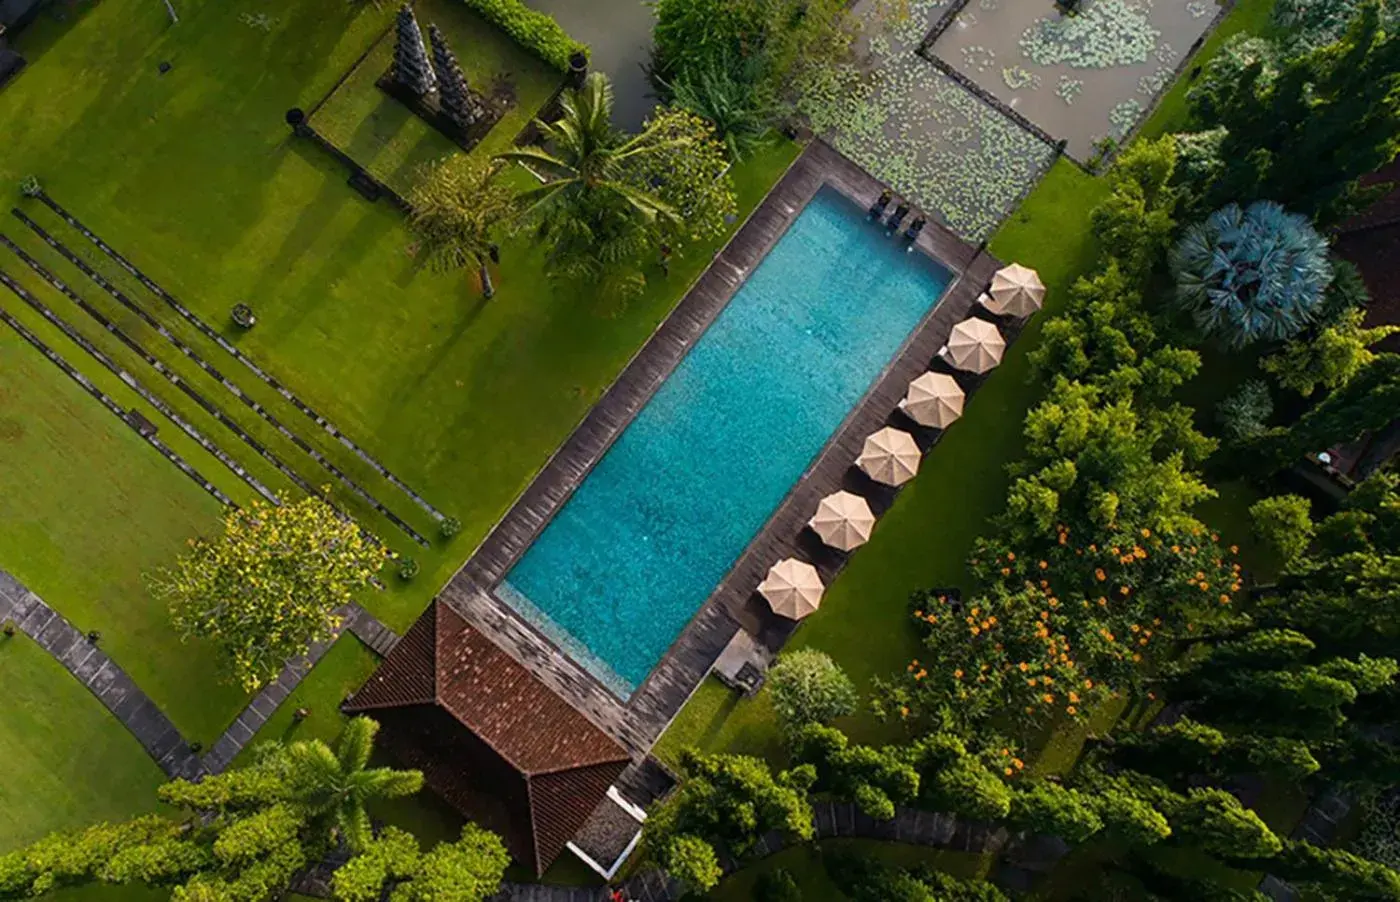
[
  {"left": 0, "top": 570, "right": 207, "bottom": 781},
  {"left": 1259, "top": 786, "right": 1354, "bottom": 902},
  {"left": 200, "top": 604, "right": 400, "bottom": 773}
]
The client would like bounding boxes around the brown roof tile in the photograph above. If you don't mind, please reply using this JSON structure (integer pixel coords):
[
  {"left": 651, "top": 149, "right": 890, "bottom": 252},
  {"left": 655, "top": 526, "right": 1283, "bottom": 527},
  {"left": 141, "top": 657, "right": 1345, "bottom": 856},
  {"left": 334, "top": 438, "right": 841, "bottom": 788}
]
[{"left": 345, "top": 601, "right": 631, "bottom": 875}]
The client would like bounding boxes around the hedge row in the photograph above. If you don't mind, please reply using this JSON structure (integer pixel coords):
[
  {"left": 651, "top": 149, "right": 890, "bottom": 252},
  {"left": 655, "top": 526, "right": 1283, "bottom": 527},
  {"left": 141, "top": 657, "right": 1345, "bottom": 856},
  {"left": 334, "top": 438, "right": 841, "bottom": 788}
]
[{"left": 460, "top": 0, "right": 588, "bottom": 72}]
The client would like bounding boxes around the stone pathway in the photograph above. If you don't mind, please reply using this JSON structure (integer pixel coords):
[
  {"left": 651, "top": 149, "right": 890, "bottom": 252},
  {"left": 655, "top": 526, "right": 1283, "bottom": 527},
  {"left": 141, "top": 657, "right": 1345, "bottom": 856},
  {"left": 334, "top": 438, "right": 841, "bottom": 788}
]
[
  {"left": 0, "top": 570, "right": 207, "bottom": 781},
  {"left": 201, "top": 604, "right": 400, "bottom": 773},
  {"left": 1259, "top": 787, "right": 1354, "bottom": 902}
]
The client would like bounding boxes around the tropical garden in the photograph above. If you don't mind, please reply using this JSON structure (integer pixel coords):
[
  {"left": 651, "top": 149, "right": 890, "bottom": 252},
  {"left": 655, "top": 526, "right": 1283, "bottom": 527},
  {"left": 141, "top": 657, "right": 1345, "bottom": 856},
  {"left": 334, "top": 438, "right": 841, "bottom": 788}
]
[{"left": 1, "top": 0, "right": 1399, "bottom": 895}]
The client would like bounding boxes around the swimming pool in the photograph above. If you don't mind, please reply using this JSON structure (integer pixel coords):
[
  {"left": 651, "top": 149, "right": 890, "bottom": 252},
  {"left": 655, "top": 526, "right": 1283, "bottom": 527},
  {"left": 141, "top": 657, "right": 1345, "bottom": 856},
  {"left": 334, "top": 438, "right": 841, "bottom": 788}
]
[{"left": 499, "top": 187, "right": 953, "bottom": 696}]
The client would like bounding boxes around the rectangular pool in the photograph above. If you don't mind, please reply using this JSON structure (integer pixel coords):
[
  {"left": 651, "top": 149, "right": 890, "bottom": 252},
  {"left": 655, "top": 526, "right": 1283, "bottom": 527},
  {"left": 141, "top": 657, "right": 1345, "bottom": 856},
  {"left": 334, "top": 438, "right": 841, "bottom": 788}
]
[{"left": 498, "top": 187, "right": 953, "bottom": 696}]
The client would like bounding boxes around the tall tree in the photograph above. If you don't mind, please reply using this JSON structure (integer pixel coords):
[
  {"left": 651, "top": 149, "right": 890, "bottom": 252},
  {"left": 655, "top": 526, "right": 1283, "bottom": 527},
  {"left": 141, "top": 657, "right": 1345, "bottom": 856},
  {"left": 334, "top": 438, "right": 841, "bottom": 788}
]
[
  {"left": 0, "top": 719, "right": 430, "bottom": 900},
  {"left": 408, "top": 156, "right": 514, "bottom": 298},
  {"left": 392, "top": 3, "right": 437, "bottom": 98},
  {"left": 1239, "top": 353, "right": 1400, "bottom": 475},
  {"left": 150, "top": 495, "right": 384, "bottom": 692},
  {"left": 279, "top": 717, "right": 423, "bottom": 852},
  {"left": 1169, "top": 201, "right": 1332, "bottom": 348},
  {"left": 643, "top": 750, "right": 815, "bottom": 894},
  {"left": 496, "top": 72, "right": 683, "bottom": 300},
  {"left": 427, "top": 24, "right": 483, "bottom": 131},
  {"left": 1189, "top": 1, "right": 1400, "bottom": 224}
]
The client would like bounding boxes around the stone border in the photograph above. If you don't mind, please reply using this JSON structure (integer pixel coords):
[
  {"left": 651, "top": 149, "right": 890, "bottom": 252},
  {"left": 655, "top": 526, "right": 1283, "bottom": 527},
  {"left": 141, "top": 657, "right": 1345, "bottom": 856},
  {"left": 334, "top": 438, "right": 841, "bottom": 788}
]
[
  {"left": 30, "top": 192, "right": 447, "bottom": 525},
  {"left": 0, "top": 279, "right": 234, "bottom": 507},
  {"left": 1, "top": 240, "right": 283, "bottom": 504},
  {"left": 9, "top": 210, "right": 430, "bottom": 548},
  {"left": 200, "top": 605, "right": 399, "bottom": 773},
  {"left": 0, "top": 571, "right": 207, "bottom": 781}
]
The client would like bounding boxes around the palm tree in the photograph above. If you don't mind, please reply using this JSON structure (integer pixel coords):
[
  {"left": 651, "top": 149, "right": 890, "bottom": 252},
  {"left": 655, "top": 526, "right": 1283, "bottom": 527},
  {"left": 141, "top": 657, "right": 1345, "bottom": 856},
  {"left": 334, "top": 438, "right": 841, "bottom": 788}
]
[
  {"left": 280, "top": 716, "right": 423, "bottom": 852},
  {"left": 409, "top": 157, "right": 514, "bottom": 298},
  {"left": 495, "top": 72, "right": 688, "bottom": 294}
]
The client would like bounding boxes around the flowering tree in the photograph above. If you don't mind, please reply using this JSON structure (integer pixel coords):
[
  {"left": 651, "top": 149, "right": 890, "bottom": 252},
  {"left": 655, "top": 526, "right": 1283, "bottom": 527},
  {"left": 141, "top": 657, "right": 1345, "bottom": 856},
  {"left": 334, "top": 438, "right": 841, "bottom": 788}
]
[
  {"left": 151, "top": 496, "right": 384, "bottom": 691},
  {"left": 878, "top": 524, "right": 1242, "bottom": 731},
  {"left": 1170, "top": 201, "right": 1332, "bottom": 348}
]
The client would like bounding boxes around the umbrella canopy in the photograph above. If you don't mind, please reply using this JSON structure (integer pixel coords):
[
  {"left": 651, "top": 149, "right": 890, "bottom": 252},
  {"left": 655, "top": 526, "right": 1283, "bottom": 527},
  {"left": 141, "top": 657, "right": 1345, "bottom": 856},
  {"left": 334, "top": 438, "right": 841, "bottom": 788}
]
[
  {"left": 759, "top": 558, "right": 824, "bottom": 620},
  {"left": 900, "top": 371, "right": 965, "bottom": 428},
  {"left": 984, "top": 263, "right": 1046, "bottom": 317},
  {"left": 857, "top": 427, "right": 921, "bottom": 486},
  {"left": 808, "top": 490, "right": 876, "bottom": 551},
  {"left": 946, "top": 318, "right": 1005, "bottom": 373}
]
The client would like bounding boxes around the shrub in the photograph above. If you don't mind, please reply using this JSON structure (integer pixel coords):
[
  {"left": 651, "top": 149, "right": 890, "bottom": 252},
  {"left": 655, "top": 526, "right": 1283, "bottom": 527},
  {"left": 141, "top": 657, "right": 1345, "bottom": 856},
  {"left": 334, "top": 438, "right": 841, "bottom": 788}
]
[
  {"left": 1007, "top": 782, "right": 1104, "bottom": 842},
  {"left": 755, "top": 868, "right": 802, "bottom": 902},
  {"left": 19, "top": 175, "right": 41, "bottom": 197},
  {"left": 1250, "top": 495, "right": 1315, "bottom": 564},
  {"left": 459, "top": 0, "right": 587, "bottom": 71},
  {"left": 1216, "top": 379, "right": 1273, "bottom": 441},
  {"left": 1170, "top": 201, "right": 1332, "bottom": 348},
  {"left": 398, "top": 557, "right": 420, "bottom": 581},
  {"left": 768, "top": 648, "right": 858, "bottom": 733},
  {"left": 439, "top": 517, "right": 462, "bottom": 540}
]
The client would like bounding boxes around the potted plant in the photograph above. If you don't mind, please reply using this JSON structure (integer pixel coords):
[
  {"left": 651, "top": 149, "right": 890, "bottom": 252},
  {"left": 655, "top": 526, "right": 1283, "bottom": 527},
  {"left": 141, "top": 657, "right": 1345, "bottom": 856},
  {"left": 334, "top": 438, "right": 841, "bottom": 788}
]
[{"left": 231, "top": 303, "right": 256, "bottom": 329}]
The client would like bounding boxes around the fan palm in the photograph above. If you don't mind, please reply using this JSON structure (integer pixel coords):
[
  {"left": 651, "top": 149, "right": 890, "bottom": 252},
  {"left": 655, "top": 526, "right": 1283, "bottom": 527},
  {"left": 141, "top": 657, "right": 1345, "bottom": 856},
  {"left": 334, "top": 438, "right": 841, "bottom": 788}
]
[
  {"left": 280, "top": 716, "right": 423, "bottom": 852},
  {"left": 409, "top": 157, "right": 514, "bottom": 298},
  {"left": 495, "top": 72, "right": 688, "bottom": 291},
  {"left": 667, "top": 50, "right": 778, "bottom": 160}
]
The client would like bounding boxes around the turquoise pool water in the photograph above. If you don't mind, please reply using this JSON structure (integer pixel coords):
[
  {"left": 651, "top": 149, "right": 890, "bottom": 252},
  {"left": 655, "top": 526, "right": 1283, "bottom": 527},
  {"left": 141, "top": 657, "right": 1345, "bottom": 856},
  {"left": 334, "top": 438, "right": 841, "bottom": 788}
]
[{"left": 499, "top": 187, "right": 953, "bottom": 695}]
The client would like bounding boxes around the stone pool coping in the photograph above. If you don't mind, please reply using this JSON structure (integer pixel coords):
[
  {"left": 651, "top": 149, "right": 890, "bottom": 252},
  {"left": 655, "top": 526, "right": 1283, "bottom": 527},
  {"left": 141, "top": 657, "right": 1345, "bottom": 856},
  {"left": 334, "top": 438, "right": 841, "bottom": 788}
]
[{"left": 438, "top": 139, "right": 1002, "bottom": 756}]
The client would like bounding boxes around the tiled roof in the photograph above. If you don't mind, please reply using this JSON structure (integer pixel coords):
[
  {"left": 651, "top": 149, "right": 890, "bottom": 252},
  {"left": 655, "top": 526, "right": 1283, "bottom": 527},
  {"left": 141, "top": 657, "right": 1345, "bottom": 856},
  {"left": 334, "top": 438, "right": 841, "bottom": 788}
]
[
  {"left": 345, "top": 601, "right": 631, "bottom": 874},
  {"left": 431, "top": 603, "right": 631, "bottom": 776}
]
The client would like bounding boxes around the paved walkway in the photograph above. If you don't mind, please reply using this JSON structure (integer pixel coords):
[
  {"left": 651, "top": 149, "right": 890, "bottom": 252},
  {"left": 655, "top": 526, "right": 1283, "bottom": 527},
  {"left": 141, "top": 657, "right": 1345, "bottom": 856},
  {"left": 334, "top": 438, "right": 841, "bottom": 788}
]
[
  {"left": 202, "top": 604, "right": 401, "bottom": 773},
  {"left": 0, "top": 565, "right": 401, "bottom": 779},
  {"left": 0, "top": 570, "right": 206, "bottom": 780}
]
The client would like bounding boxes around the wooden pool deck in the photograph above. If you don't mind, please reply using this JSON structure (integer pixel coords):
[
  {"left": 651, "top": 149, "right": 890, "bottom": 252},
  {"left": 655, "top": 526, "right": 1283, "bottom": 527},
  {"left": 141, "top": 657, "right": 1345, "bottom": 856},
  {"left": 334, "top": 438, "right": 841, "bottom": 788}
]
[{"left": 439, "top": 139, "right": 1003, "bottom": 757}]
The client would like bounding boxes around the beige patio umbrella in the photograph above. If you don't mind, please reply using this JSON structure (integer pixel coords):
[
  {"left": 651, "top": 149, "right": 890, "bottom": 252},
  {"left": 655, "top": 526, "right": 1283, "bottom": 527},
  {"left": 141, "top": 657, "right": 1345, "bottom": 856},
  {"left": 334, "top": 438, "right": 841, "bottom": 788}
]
[
  {"left": 983, "top": 263, "right": 1046, "bottom": 317},
  {"left": 945, "top": 317, "right": 1005, "bottom": 373},
  {"left": 808, "top": 490, "right": 876, "bottom": 551},
  {"left": 759, "top": 558, "right": 824, "bottom": 620},
  {"left": 857, "top": 427, "right": 921, "bottom": 486},
  {"left": 900, "top": 371, "right": 965, "bottom": 428}
]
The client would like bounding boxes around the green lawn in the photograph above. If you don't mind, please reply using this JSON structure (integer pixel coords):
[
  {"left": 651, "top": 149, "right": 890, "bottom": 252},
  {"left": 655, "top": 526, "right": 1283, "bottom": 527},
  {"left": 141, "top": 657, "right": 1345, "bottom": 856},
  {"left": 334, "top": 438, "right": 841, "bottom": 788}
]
[
  {"left": 0, "top": 634, "right": 166, "bottom": 850},
  {"left": 1, "top": 0, "right": 799, "bottom": 631},
  {"left": 0, "top": 329, "right": 251, "bottom": 743},
  {"left": 657, "top": 159, "right": 1113, "bottom": 758},
  {"left": 709, "top": 840, "right": 993, "bottom": 900},
  {"left": 310, "top": 0, "right": 560, "bottom": 195}
]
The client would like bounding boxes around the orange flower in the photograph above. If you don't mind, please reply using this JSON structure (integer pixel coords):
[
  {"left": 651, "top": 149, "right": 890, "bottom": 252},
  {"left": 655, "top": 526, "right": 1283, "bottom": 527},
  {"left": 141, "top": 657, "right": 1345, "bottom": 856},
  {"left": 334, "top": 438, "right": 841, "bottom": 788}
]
[
  {"left": 1018, "top": 662, "right": 1029, "bottom": 672},
  {"left": 1066, "top": 705, "right": 1078, "bottom": 715},
  {"left": 1095, "top": 568, "right": 1107, "bottom": 581},
  {"left": 1001, "top": 568, "right": 1011, "bottom": 576},
  {"left": 1230, "top": 544, "right": 1239, "bottom": 554},
  {"left": 1039, "top": 560, "right": 1049, "bottom": 570},
  {"left": 1043, "top": 693, "right": 1056, "bottom": 704},
  {"left": 914, "top": 610, "right": 923, "bottom": 618},
  {"left": 1089, "top": 544, "right": 1098, "bottom": 552},
  {"left": 1120, "top": 585, "right": 1131, "bottom": 595},
  {"left": 900, "top": 706, "right": 909, "bottom": 718},
  {"left": 953, "top": 669, "right": 964, "bottom": 679},
  {"left": 1084, "top": 679, "right": 1094, "bottom": 689},
  {"left": 1068, "top": 691, "right": 1080, "bottom": 703},
  {"left": 1220, "top": 594, "right": 1231, "bottom": 604},
  {"left": 1097, "top": 597, "right": 1108, "bottom": 607},
  {"left": 1006, "top": 552, "right": 1016, "bottom": 562},
  {"left": 1132, "top": 653, "right": 1142, "bottom": 662},
  {"left": 1171, "top": 545, "right": 1181, "bottom": 553},
  {"left": 1005, "top": 767, "right": 1015, "bottom": 776},
  {"left": 1013, "top": 758, "right": 1025, "bottom": 769},
  {"left": 1001, "top": 747, "right": 1011, "bottom": 756}
]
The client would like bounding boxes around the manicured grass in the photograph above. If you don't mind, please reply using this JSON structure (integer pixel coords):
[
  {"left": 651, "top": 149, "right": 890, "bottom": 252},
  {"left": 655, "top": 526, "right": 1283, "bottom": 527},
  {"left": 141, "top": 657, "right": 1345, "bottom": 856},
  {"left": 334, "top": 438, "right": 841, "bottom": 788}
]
[
  {"left": 709, "top": 840, "right": 994, "bottom": 900},
  {"left": 0, "top": 634, "right": 166, "bottom": 850},
  {"left": 1, "top": 0, "right": 800, "bottom": 629},
  {"left": 658, "top": 159, "right": 1112, "bottom": 758},
  {"left": 1138, "top": 0, "right": 1278, "bottom": 138},
  {"left": 0, "top": 330, "right": 251, "bottom": 743},
  {"left": 310, "top": 0, "right": 560, "bottom": 195}
]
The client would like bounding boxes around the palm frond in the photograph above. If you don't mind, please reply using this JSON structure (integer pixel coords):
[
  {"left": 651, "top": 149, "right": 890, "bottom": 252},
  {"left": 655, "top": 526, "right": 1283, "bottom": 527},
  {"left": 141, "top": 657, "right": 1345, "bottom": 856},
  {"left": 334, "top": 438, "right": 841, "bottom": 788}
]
[{"left": 335, "top": 717, "right": 376, "bottom": 775}]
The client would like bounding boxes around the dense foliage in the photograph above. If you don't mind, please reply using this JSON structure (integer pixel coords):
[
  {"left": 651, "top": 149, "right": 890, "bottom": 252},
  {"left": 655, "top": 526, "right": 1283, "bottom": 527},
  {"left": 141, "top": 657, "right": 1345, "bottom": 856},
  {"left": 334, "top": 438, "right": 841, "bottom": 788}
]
[
  {"left": 0, "top": 719, "right": 449, "bottom": 901},
  {"left": 1169, "top": 201, "right": 1332, "bottom": 348},
  {"left": 459, "top": 0, "right": 586, "bottom": 71},
  {"left": 767, "top": 648, "right": 858, "bottom": 735},
  {"left": 150, "top": 495, "right": 384, "bottom": 692},
  {"left": 409, "top": 157, "right": 514, "bottom": 296},
  {"left": 498, "top": 73, "right": 735, "bottom": 302},
  {"left": 643, "top": 750, "right": 815, "bottom": 893}
]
